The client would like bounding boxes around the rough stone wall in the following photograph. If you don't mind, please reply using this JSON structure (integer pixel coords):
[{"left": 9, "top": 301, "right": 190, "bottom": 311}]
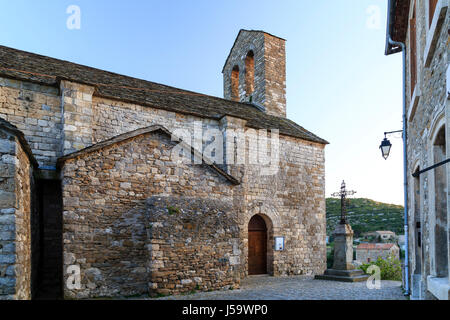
[
  {"left": 91, "top": 97, "right": 213, "bottom": 144},
  {"left": 60, "top": 80, "right": 95, "bottom": 155},
  {"left": 90, "top": 97, "right": 326, "bottom": 279},
  {"left": 240, "top": 135, "right": 326, "bottom": 277},
  {"left": 263, "top": 33, "right": 287, "bottom": 118},
  {"left": 223, "top": 31, "right": 286, "bottom": 117},
  {"left": 223, "top": 31, "right": 265, "bottom": 106},
  {"left": 0, "top": 78, "right": 61, "bottom": 168},
  {"left": 147, "top": 196, "right": 240, "bottom": 296},
  {"left": 356, "top": 247, "right": 400, "bottom": 264},
  {"left": 0, "top": 130, "right": 34, "bottom": 300},
  {"left": 13, "top": 140, "right": 33, "bottom": 299},
  {"left": 404, "top": 0, "right": 449, "bottom": 299},
  {"left": 0, "top": 130, "right": 17, "bottom": 299},
  {"left": 61, "top": 131, "right": 236, "bottom": 298}
]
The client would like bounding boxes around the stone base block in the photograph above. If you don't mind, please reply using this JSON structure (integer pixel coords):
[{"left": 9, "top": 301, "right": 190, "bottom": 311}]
[{"left": 314, "top": 269, "right": 369, "bottom": 282}]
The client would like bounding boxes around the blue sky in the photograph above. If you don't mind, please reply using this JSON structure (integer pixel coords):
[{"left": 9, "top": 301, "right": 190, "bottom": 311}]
[{"left": 0, "top": 0, "right": 404, "bottom": 204}]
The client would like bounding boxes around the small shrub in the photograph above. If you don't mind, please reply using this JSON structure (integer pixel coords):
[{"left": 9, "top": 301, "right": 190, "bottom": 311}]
[
  {"left": 327, "top": 248, "right": 334, "bottom": 269},
  {"left": 360, "top": 254, "right": 402, "bottom": 281}
]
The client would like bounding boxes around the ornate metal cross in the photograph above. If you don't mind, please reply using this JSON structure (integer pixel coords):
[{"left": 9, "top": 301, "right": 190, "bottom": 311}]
[{"left": 331, "top": 180, "right": 357, "bottom": 225}]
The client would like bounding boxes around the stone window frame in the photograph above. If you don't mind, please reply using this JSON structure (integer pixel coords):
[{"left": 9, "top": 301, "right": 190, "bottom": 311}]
[
  {"left": 423, "top": 0, "right": 448, "bottom": 67},
  {"left": 408, "top": 0, "right": 421, "bottom": 122},
  {"left": 427, "top": 114, "right": 448, "bottom": 279},
  {"left": 446, "top": 64, "right": 450, "bottom": 99},
  {"left": 410, "top": 160, "right": 423, "bottom": 277}
]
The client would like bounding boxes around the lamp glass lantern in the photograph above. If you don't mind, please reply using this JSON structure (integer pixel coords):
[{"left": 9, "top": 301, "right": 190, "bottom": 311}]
[{"left": 379, "top": 137, "right": 392, "bottom": 160}]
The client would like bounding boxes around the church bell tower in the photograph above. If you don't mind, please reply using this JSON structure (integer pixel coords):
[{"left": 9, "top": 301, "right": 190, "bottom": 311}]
[{"left": 222, "top": 30, "right": 287, "bottom": 118}]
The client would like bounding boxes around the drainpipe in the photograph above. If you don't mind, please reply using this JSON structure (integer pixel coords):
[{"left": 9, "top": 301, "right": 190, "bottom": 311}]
[{"left": 388, "top": 36, "right": 410, "bottom": 296}]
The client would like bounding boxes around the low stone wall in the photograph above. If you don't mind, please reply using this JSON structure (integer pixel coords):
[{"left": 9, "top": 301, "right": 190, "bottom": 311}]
[
  {"left": 356, "top": 248, "right": 399, "bottom": 264},
  {"left": 147, "top": 196, "right": 241, "bottom": 296}
]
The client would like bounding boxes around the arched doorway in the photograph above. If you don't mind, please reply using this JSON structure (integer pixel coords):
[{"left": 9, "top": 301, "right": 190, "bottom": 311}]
[{"left": 248, "top": 215, "right": 267, "bottom": 275}]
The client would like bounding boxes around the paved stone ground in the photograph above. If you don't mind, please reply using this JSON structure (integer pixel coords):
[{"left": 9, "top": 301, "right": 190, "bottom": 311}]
[{"left": 150, "top": 275, "right": 407, "bottom": 300}]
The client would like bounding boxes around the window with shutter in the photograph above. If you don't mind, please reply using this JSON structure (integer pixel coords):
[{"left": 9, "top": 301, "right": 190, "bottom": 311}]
[{"left": 429, "top": 0, "right": 439, "bottom": 28}]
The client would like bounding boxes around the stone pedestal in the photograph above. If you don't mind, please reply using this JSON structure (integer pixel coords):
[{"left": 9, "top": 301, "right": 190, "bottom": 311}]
[{"left": 315, "top": 223, "right": 369, "bottom": 282}]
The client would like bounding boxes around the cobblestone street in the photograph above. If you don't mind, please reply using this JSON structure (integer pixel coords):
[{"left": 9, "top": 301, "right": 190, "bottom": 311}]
[{"left": 152, "top": 275, "right": 407, "bottom": 300}]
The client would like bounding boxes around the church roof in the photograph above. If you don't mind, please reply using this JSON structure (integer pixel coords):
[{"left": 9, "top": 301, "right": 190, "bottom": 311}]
[
  {"left": 57, "top": 124, "right": 241, "bottom": 185},
  {"left": 356, "top": 243, "right": 397, "bottom": 250},
  {"left": 375, "top": 230, "right": 396, "bottom": 235},
  {"left": 0, "top": 45, "right": 328, "bottom": 145}
]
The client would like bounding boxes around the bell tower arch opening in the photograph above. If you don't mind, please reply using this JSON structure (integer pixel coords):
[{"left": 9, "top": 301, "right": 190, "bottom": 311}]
[
  {"left": 231, "top": 65, "right": 240, "bottom": 102},
  {"left": 222, "top": 30, "right": 287, "bottom": 117},
  {"left": 245, "top": 50, "right": 255, "bottom": 97}
]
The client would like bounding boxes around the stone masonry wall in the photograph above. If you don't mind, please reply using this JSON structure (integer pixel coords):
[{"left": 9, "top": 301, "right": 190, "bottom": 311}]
[
  {"left": 0, "top": 78, "right": 61, "bottom": 168},
  {"left": 61, "top": 131, "right": 236, "bottom": 298},
  {"left": 263, "top": 33, "right": 287, "bottom": 118},
  {"left": 0, "top": 130, "right": 34, "bottom": 300},
  {"left": 404, "top": 0, "right": 449, "bottom": 299},
  {"left": 241, "top": 135, "right": 326, "bottom": 277},
  {"left": 13, "top": 139, "right": 33, "bottom": 299},
  {"left": 223, "top": 31, "right": 266, "bottom": 106},
  {"left": 60, "top": 80, "right": 95, "bottom": 155},
  {"left": 356, "top": 247, "right": 400, "bottom": 264},
  {"left": 147, "top": 196, "right": 240, "bottom": 297},
  {"left": 90, "top": 97, "right": 326, "bottom": 279}
]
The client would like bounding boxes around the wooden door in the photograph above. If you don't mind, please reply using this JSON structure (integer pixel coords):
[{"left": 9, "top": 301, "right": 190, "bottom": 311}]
[{"left": 248, "top": 215, "right": 267, "bottom": 275}]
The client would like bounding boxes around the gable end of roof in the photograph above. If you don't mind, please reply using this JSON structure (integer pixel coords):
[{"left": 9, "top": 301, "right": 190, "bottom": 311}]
[{"left": 57, "top": 125, "right": 241, "bottom": 185}]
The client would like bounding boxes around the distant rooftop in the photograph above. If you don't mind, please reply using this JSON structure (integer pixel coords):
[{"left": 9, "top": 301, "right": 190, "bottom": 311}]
[
  {"left": 376, "top": 231, "right": 396, "bottom": 235},
  {"left": 357, "top": 243, "right": 397, "bottom": 250}
]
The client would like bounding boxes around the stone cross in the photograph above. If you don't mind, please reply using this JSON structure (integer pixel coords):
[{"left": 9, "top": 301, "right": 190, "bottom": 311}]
[
  {"left": 331, "top": 180, "right": 356, "bottom": 225},
  {"left": 314, "top": 180, "right": 368, "bottom": 281}
]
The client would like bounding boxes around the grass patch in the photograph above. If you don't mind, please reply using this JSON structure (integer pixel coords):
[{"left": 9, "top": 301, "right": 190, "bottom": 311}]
[{"left": 167, "top": 206, "right": 181, "bottom": 215}]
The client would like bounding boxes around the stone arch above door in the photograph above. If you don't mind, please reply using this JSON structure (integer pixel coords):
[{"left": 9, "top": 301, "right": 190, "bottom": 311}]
[{"left": 246, "top": 202, "right": 281, "bottom": 230}]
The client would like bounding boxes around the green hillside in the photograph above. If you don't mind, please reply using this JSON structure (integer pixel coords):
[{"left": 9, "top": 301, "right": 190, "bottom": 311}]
[{"left": 326, "top": 198, "right": 404, "bottom": 237}]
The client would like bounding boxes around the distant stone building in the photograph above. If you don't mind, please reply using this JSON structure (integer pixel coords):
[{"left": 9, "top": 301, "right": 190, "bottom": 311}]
[
  {"left": 0, "top": 30, "right": 328, "bottom": 299},
  {"left": 375, "top": 231, "right": 397, "bottom": 241},
  {"left": 385, "top": 0, "right": 449, "bottom": 300},
  {"left": 356, "top": 243, "right": 400, "bottom": 264}
]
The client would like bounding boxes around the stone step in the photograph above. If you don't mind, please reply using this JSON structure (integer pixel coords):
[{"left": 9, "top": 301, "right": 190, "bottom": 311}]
[
  {"left": 315, "top": 273, "right": 369, "bottom": 283},
  {"left": 324, "top": 269, "right": 366, "bottom": 277},
  {"left": 315, "top": 269, "right": 370, "bottom": 283}
]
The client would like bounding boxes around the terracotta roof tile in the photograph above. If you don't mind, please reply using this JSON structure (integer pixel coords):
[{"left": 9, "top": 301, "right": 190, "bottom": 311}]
[{"left": 356, "top": 243, "right": 396, "bottom": 250}]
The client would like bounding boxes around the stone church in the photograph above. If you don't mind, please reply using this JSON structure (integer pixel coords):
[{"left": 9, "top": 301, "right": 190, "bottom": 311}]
[{"left": 0, "top": 30, "right": 327, "bottom": 299}]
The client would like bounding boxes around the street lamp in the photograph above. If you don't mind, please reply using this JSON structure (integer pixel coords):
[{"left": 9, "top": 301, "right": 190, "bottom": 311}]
[
  {"left": 379, "top": 130, "right": 402, "bottom": 160},
  {"left": 379, "top": 137, "right": 392, "bottom": 160}
]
